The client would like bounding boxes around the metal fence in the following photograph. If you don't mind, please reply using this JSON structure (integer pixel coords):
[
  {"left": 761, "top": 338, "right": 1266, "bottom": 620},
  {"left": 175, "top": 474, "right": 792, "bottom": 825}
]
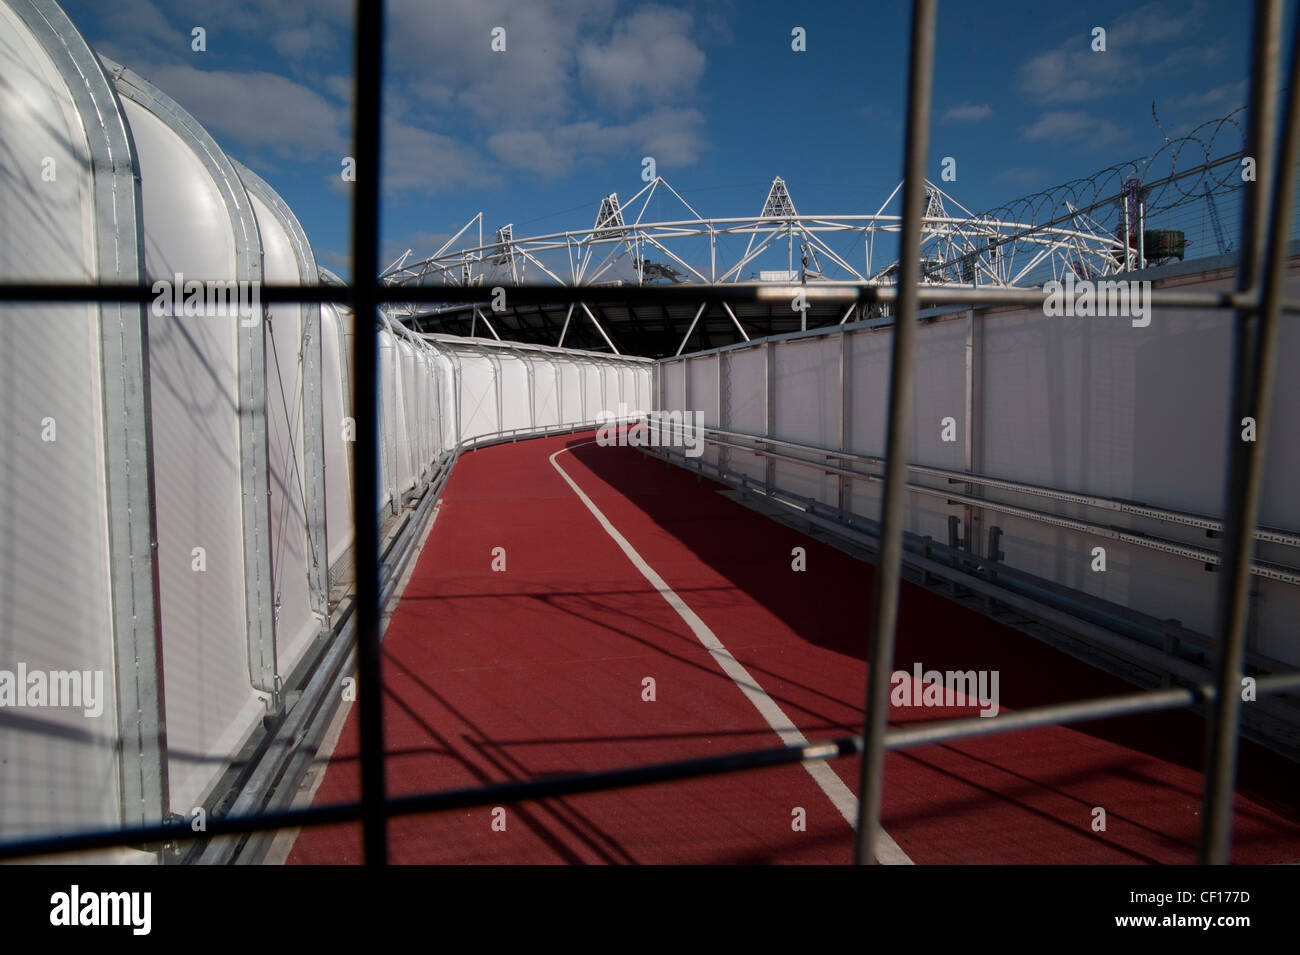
[{"left": 1, "top": 0, "right": 1298, "bottom": 866}]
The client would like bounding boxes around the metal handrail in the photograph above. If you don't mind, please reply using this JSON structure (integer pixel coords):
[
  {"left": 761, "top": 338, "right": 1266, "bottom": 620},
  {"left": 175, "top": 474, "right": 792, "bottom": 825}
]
[
  {"left": 644, "top": 414, "right": 1300, "bottom": 586},
  {"left": 650, "top": 416, "right": 1300, "bottom": 547}
]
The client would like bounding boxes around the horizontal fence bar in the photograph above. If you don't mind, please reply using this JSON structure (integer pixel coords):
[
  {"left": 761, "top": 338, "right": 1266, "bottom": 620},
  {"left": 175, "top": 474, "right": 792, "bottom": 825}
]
[
  {"left": 886, "top": 672, "right": 1300, "bottom": 749},
  {"left": 3, "top": 669, "right": 1295, "bottom": 862},
  {"left": 0, "top": 280, "right": 1285, "bottom": 313}
]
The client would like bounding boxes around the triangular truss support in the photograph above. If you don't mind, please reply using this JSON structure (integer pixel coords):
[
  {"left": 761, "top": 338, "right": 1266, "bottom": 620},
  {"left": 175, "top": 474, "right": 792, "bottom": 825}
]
[{"left": 760, "top": 176, "right": 797, "bottom": 218}]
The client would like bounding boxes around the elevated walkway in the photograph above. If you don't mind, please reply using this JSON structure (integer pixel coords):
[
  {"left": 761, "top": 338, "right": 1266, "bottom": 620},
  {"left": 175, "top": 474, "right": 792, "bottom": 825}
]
[{"left": 283, "top": 433, "right": 1300, "bottom": 864}]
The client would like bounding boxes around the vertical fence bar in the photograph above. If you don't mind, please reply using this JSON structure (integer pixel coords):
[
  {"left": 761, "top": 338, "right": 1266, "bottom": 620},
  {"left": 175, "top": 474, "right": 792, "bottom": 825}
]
[
  {"left": 1200, "top": 0, "right": 1291, "bottom": 865},
  {"left": 963, "top": 307, "right": 982, "bottom": 554},
  {"left": 763, "top": 342, "right": 775, "bottom": 490},
  {"left": 853, "top": 0, "right": 937, "bottom": 865},
  {"left": 838, "top": 330, "right": 850, "bottom": 511},
  {"left": 351, "top": 0, "right": 388, "bottom": 865},
  {"left": 717, "top": 352, "right": 727, "bottom": 473}
]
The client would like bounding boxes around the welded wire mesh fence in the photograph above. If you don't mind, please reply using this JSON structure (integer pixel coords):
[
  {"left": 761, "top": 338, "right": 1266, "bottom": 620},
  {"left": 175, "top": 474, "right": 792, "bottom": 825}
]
[{"left": 0, "top": 0, "right": 1297, "bottom": 866}]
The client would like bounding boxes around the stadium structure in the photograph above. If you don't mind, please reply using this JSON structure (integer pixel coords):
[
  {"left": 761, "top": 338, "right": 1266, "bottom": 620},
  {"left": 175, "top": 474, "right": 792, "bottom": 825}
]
[
  {"left": 2, "top": 0, "right": 1300, "bottom": 879},
  {"left": 381, "top": 109, "right": 1254, "bottom": 356}
]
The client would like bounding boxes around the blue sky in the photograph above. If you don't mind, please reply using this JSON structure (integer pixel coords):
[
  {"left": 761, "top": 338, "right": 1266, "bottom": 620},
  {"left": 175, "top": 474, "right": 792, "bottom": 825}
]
[{"left": 60, "top": 0, "right": 1284, "bottom": 279}]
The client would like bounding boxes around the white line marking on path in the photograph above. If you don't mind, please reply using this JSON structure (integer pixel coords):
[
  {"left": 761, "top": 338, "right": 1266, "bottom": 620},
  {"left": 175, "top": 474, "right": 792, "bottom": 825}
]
[{"left": 550, "top": 442, "right": 913, "bottom": 865}]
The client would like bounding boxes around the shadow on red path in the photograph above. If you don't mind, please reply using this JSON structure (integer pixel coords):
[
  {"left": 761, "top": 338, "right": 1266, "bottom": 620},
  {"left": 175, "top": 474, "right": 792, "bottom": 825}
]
[{"left": 286, "top": 432, "right": 1300, "bottom": 864}]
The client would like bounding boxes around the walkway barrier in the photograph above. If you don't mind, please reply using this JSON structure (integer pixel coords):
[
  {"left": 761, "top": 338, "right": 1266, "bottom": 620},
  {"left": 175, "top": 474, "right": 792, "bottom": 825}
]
[{"left": 653, "top": 262, "right": 1300, "bottom": 672}]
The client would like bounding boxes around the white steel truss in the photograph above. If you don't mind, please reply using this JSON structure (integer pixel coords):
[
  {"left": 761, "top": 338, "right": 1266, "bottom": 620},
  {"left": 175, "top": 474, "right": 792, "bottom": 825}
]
[
  {"left": 382, "top": 175, "right": 1129, "bottom": 307},
  {"left": 382, "top": 108, "right": 1248, "bottom": 326}
]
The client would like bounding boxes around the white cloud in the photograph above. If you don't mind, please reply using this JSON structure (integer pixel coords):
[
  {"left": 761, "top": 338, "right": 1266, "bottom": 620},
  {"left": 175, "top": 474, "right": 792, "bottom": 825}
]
[
  {"left": 998, "top": 167, "right": 1045, "bottom": 185},
  {"left": 382, "top": 120, "right": 501, "bottom": 195},
  {"left": 1175, "top": 79, "right": 1247, "bottom": 111},
  {"left": 381, "top": 231, "right": 457, "bottom": 268},
  {"left": 1018, "top": 1, "right": 1209, "bottom": 103},
  {"left": 144, "top": 64, "right": 348, "bottom": 158},
  {"left": 87, "top": 0, "right": 352, "bottom": 68},
  {"left": 941, "top": 103, "right": 993, "bottom": 124},
  {"left": 77, "top": 0, "right": 713, "bottom": 187},
  {"left": 322, "top": 75, "right": 353, "bottom": 104},
  {"left": 487, "top": 108, "right": 707, "bottom": 179},
  {"left": 1106, "top": 0, "right": 1208, "bottom": 46},
  {"left": 1022, "top": 111, "right": 1129, "bottom": 149},
  {"left": 577, "top": 6, "right": 707, "bottom": 109},
  {"left": 91, "top": 0, "right": 177, "bottom": 52},
  {"left": 382, "top": 1, "right": 710, "bottom": 179},
  {"left": 80, "top": 0, "right": 354, "bottom": 162},
  {"left": 1019, "top": 46, "right": 1139, "bottom": 103},
  {"left": 317, "top": 248, "right": 350, "bottom": 272},
  {"left": 386, "top": 0, "right": 615, "bottom": 122},
  {"left": 268, "top": 22, "right": 340, "bottom": 62},
  {"left": 1156, "top": 41, "right": 1227, "bottom": 73}
]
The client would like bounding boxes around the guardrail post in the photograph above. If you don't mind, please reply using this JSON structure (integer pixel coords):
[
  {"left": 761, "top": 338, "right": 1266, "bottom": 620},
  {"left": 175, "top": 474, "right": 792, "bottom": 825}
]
[
  {"left": 764, "top": 341, "right": 776, "bottom": 492},
  {"left": 986, "top": 526, "right": 1003, "bottom": 566},
  {"left": 964, "top": 306, "right": 982, "bottom": 555},
  {"left": 983, "top": 525, "right": 1004, "bottom": 608},
  {"left": 839, "top": 329, "right": 851, "bottom": 513},
  {"left": 717, "top": 352, "right": 728, "bottom": 476}
]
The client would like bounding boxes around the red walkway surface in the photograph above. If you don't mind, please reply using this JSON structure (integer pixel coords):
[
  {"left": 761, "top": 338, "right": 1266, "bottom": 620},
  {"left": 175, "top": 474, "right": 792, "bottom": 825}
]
[{"left": 287, "top": 431, "right": 1300, "bottom": 864}]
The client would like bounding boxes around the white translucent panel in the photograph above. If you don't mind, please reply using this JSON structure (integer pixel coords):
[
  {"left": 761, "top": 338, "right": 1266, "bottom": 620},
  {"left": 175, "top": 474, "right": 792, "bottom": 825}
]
[
  {"left": 0, "top": 3, "right": 122, "bottom": 839},
  {"left": 0, "top": 311, "right": 119, "bottom": 838},
  {"left": 0, "top": 6, "right": 92, "bottom": 282},
  {"left": 458, "top": 352, "right": 499, "bottom": 441},
  {"left": 121, "top": 94, "right": 263, "bottom": 817},
  {"left": 434, "top": 351, "right": 457, "bottom": 449},
  {"left": 377, "top": 328, "right": 397, "bottom": 508},
  {"left": 660, "top": 361, "right": 686, "bottom": 412},
  {"left": 686, "top": 355, "right": 720, "bottom": 427},
  {"left": 772, "top": 338, "right": 836, "bottom": 447},
  {"left": 533, "top": 358, "right": 559, "bottom": 426},
  {"left": 320, "top": 304, "right": 354, "bottom": 569},
  {"left": 558, "top": 360, "right": 583, "bottom": 423},
  {"left": 726, "top": 347, "right": 765, "bottom": 434},
  {"left": 394, "top": 339, "right": 416, "bottom": 492},
  {"left": 583, "top": 363, "right": 604, "bottom": 421},
  {"left": 498, "top": 354, "right": 531, "bottom": 431},
  {"left": 250, "top": 189, "right": 317, "bottom": 676}
]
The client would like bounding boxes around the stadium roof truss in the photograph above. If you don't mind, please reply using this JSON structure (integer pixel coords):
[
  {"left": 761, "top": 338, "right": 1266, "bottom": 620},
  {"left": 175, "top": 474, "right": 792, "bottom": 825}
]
[
  {"left": 381, "top": 174, "right": 1133, "bottom": 297},
  {"left": 380, "top": 108, "right": 1247, "bottom": 357}
]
